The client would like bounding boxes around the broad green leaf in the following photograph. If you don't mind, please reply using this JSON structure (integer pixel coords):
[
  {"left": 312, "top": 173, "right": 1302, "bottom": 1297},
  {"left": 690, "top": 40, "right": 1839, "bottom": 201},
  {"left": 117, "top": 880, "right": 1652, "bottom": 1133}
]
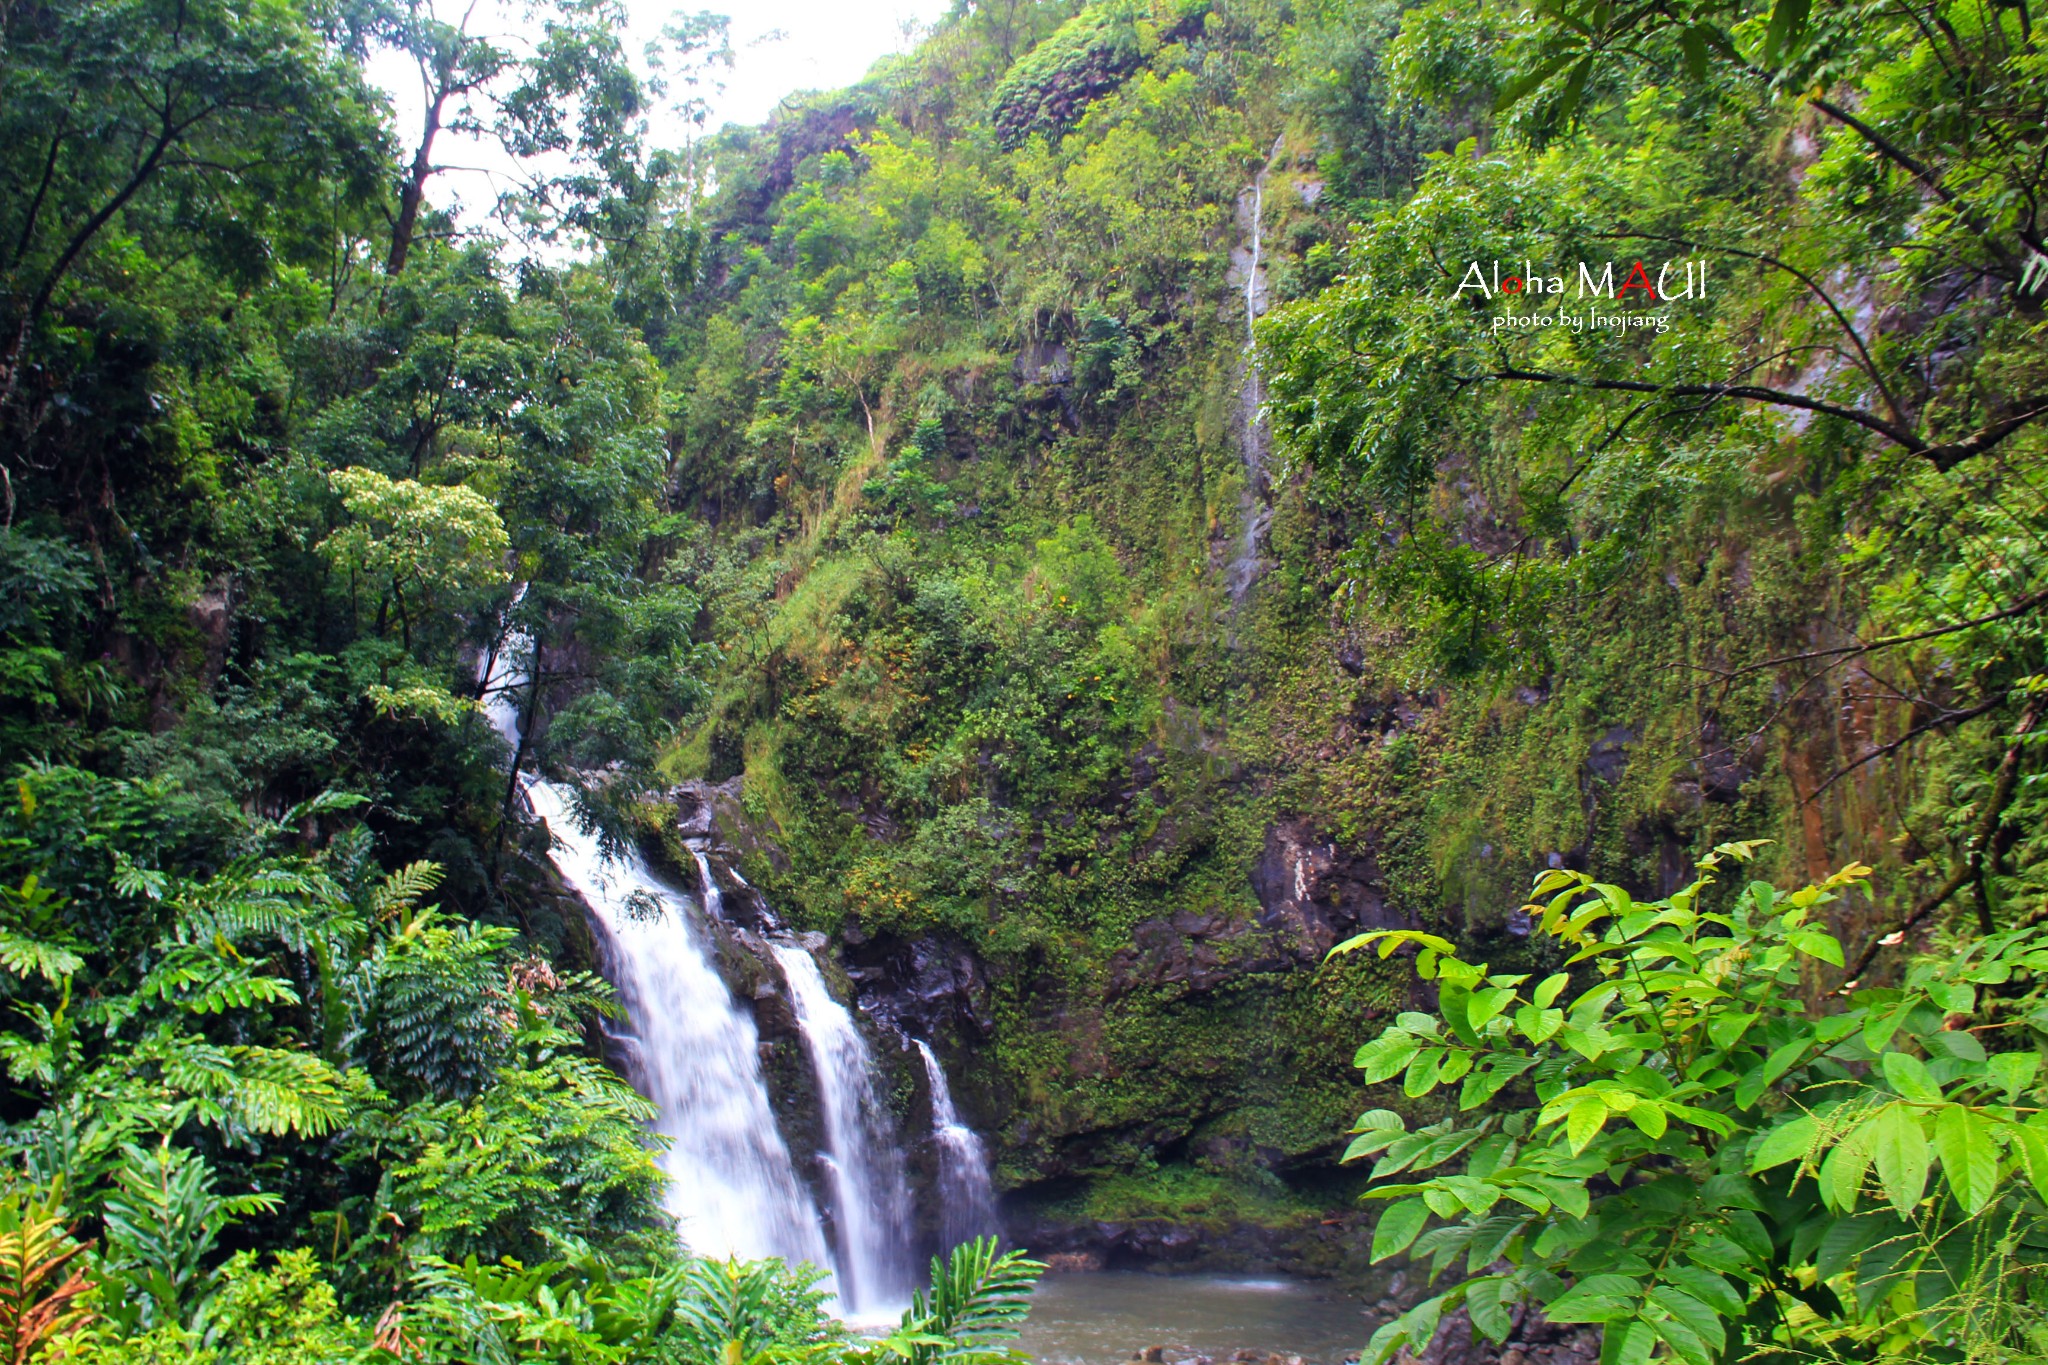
[
  {"left": 1923, "top": 1029, "right": 1985, "bottom": 1062},
  {"left": 1882, "top": 1052, "right": 1943, "bottom": 1104},
  {"left": 1439, "top": 983, "right": 1483, "bottom": 1048},
  {"left": 1404, "top": 1048, "right": 1447, "bottom": 1097},
  {"left": 1461, "top": 1055, "right": 1536, "bottom": 1111},
  {"left": 1822, "top": 1118, "right": 1877, "bottom": 1212},
  {"left": 1863, "top": 1002, "right": 1913, "bottom": 1053},
  {"left": 1566, "top": 1095, "right": 1609, "bottom": 1153},
  {"left": 1599, "top": 1318, "right": 1655, "bottom": 1365},
  {"left": 1547, "top": 1273, "right": 1643, "bottom": 1324},
  {"left": 1988, "top": 1052, "right": 2039, "bottom": 1101},
  {"left": 1659, "top": 1264, "right": 1743, "bottom": 1318},
  {"left": 1871, "top": 1105, "right": 1931, "bottom": 1215},
  {"left": 1355, "top": 1034, "right": 1422, "bottom": 1083},
  {"left": 1466, "top": 1277, "right": 1512, "bottom": 1342},
  {"left": 1789, "top": 928, "right": 1843, "bottom": 967},
  {"left": 1750, "top": 1115, "right": 1816, "bottom": 1172},
  {"left": 1760, "top": 1037, "right": 1811, "bottom": 1085},
  {"left": 1627, "top": 1103, "right": 1667, "bottom": 1139},
  {"left": 1352, "top": 1108, "right": 1405, "bottom": 1134},
  {"left": 1815, "top": 1213, "right": 1890, "bottom": 1280},
  {"left": 1933, "top": 1105, "right": 1998, "bottom": 1213},
  {"left": 1371, "top": 1198, "right": 1428, "bottom": 1263},
  {"left": 1534, "top": 972, "right": 1569, "bottom": 1008},
  {"left": 1705, "top": 1010, "right": 1756, "bottom": 1050},
  {"left": 2006, "top": 1124, "right": 2048, "bottom": 1202},
  {"left": 1699, "top": 1174, "right": 1764, "bottom": 1211},
  {"left": 1516, "top": 1004, "right": 1564, "bottom": 1044},
  {"left": 1647, "top": 1285, "right": 1723, "bottom": 1360}
]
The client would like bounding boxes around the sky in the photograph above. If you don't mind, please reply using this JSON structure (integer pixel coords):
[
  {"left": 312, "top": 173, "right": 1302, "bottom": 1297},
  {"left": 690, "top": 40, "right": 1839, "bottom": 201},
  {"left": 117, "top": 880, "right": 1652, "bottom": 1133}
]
[{"left": 367, "top": 0, "right": 953, "bottom": 228}]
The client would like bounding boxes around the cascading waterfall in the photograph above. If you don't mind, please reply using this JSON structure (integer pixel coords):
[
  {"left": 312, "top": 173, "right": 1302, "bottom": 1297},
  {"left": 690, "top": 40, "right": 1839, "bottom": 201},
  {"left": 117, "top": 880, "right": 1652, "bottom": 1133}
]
[
  {"left": 477, "top": 635, "right": 831, "bottom": 1271},
  {"left": 914, "top": 1040, "right": 999, "bottom": 1250},
  {"left": 769, "top": 941, "right": 916, "bottom": 1315}
]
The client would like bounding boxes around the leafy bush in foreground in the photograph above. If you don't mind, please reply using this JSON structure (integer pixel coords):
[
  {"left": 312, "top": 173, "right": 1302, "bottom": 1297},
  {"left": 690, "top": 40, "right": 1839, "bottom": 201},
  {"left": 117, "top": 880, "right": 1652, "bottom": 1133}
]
[{"left": 1343, "top": 843, "right": 2048, "bottom": 1364}]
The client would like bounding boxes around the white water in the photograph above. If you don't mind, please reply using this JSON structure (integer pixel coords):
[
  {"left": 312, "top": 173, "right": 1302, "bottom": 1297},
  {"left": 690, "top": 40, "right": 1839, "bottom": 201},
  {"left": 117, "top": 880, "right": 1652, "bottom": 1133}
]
[
  {"left": 770, "top": 942, "right": 915, "bottom": 1314},
  {"left": 914, "top": 1040, "right": 999, "bottom": 1250},
  {"left": 478, "top": 635, "right": 833, "bottom": 1271}
]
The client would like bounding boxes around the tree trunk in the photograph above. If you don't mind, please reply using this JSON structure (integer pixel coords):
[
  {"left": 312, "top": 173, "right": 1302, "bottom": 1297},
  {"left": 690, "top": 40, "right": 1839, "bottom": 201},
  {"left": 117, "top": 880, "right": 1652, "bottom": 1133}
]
[{"left": 386, "top": 88, "right": 448, "bottom": 277}]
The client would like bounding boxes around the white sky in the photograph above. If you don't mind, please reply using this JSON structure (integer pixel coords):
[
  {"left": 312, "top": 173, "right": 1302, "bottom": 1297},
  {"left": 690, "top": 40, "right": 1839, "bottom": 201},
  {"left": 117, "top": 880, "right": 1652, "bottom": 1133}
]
[{"left": 368, "top": 0, "right": 952, "bottom": 232}]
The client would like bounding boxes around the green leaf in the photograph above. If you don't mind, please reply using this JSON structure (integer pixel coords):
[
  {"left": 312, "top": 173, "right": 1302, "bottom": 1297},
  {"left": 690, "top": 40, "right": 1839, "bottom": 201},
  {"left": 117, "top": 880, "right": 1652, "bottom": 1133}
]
[
  {"left": 1882, "top": 1052, "right": 1943, "bottom": 1104},
  {"left": 1566, "top": 1095, "right": 1609, "bottom": 1153},
  {"left": 1933, "top": 1105, "right": 1998, "bottom": 1214},
  {"left": 1355, "top": 1033, "right": 1423, "bottom": 1083},
  {"left": 1988, "top": 1052, "right": 2039, "bottom": 1101},
  {"left": 1466, "top": 1277, "right": 1512, "bottom": 1342},
  {"left": 1404, "top": 1047, "right": 1447, "bottom": 1097},
  {"left": 1599, "top": 1318, "right": 1655, "bottom": 1365},
  {"left": 1706, "top": 1010, "right": 1756, "bottom": 1050},
  {"left": 1679, "top": 24, "right": 1708, "bottom": 81},
  {"left": 1492, "top": 50, "right": 1576, "bottom": 114},
  {"left": 1923, "top": 1029, "right": 1986, "bottom": 1062},
  {"left": 1789, "top": 928, "right": 1843, "bottom": 967},
  {"left": 1515, "top": 1004, "right": 1564, "bottom": 1043},
  {"left": 2005, "top": 1123, "right": 2048, "bottom": 1202},
  {"left": 1647, "top": 1285, "right": 1723, "bottom": 1361},
  {"left": 1627, "top": 1103, "right": 1667, "bottom": 1139},
  {"left": 1547, "top": 1273, "right": 1642, "bottom": 1324},
  {"left": 1750, "top": 1115, "right": 1816, "bottom": 1172},
  {"left": 1659, "top": 1265, "right": 1743, "bottom": 1318},
  {"left": 1461, "top": 1056, "right": 1536, "bottom": 1111},
  {"left": 1440, "top": 983, "right": 1483, "bottom": 1048},
  {"left": 1534, "top": 973, "right": 1569, "bottom": 1008},
  {"left": 1371, "top": 1198, "right": 1429, "bottom": 1263},
  {"left": 1871, "top": 1106, "right": 1931, "bottom": 1215},
  {"left": 1822, "top": 1118, "right": 1878, "bottom": 1212},
  {"left": 1763, "top": 0, "right": 1811, "bottom": 62}
]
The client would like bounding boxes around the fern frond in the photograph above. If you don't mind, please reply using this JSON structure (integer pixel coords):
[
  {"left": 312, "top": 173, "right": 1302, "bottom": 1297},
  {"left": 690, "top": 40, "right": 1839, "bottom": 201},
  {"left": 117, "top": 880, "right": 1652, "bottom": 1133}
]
[
  {"left": 222, "top": 1047, "right": 350, "bottom": 1137},
  {"left": 0, "top": 928, "right": 81, "bottom": 985},
  {"left": 369, "top": 860, "right": 445, "bottom": 923}
]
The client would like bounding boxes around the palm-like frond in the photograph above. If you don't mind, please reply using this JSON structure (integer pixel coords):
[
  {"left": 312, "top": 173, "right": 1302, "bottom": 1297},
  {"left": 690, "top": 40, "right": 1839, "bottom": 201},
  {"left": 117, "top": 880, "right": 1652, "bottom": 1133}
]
[
  {"left": 0, "top": 1188, "right": 94, "bottom": 1360},
  {"left": 900, "top": 1238, "right": 1043, "bottom": 1364}
]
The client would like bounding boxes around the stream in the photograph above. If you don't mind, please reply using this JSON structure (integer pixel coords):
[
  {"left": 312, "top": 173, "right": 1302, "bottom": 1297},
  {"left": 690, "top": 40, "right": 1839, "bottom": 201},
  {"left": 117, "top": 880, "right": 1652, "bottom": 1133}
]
[{"left": 1016, "top": 1273, "right": 1370, "bottom": 1365}]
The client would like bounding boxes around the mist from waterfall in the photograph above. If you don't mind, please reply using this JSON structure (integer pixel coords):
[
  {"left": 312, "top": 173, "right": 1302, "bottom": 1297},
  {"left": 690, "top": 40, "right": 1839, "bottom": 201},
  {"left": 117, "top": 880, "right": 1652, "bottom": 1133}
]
[
  {"left": 769, "top": 940, "right": 916, "bottom": 1316},
  {"left": 915, "top": 1040, "right": 1000, "bottom": 1250}
]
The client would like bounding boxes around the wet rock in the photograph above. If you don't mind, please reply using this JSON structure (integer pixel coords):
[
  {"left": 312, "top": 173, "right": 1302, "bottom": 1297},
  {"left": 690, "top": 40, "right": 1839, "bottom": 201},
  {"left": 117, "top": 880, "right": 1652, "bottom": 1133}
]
[
  {"left": 1583, "top": 725, "right": 1636, "bottom": 789},
  {"left": 1044, "top": 1250, "right": 1104, "bottom": 1273},
  {"left": 1016, "top": 340, "right": 1073, "bottom": 386},
  {"left": 1106, "top": 820, "right": 1400, "bottom": 1001}
]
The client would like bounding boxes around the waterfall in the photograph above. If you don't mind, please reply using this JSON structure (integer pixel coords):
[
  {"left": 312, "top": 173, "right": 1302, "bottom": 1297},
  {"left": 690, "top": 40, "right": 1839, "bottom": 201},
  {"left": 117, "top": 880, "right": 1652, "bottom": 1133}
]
[
  {"left": 914, "top": 1040, "right": 999, "bottom": 1250},
  {"left": 477, "top": 634, "right": 832, "bottom": 1270},
  {"left": 768, "top": 941, "right": 915, "bottom": 1316}
]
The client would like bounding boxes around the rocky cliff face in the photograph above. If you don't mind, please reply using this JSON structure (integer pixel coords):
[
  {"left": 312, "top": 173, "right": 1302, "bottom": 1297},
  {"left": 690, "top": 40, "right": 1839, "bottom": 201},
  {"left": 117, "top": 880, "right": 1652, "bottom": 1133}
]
[{"left": 639, "top": 776, "right": 1414, "bottom": 1278}]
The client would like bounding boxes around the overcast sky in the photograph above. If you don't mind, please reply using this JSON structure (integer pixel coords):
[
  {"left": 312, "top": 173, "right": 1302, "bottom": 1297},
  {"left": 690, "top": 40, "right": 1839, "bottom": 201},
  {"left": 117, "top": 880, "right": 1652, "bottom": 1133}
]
[{"left": 368, "top": 0, "right": 953, "bottom": 229}]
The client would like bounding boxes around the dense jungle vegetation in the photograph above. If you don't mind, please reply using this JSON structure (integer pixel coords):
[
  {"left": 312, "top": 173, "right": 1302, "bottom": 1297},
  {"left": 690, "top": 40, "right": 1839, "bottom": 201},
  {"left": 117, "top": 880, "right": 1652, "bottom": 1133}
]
[{"left": 3, "top": 0, "right": 2048, "bottom": 1356}]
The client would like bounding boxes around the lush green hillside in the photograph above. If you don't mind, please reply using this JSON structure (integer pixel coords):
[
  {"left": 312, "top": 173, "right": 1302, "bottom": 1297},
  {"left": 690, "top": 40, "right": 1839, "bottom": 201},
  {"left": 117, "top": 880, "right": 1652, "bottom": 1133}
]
[{"left": 3, "top": 0, "right": 2047, "bottom": 1357}]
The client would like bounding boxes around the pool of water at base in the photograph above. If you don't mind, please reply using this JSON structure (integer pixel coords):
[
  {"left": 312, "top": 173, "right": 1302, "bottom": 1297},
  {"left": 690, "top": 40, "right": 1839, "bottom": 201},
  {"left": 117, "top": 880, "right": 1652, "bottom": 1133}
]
[{"left": 1015, "top": 1272, "right": 1370, "bottom": 1365}]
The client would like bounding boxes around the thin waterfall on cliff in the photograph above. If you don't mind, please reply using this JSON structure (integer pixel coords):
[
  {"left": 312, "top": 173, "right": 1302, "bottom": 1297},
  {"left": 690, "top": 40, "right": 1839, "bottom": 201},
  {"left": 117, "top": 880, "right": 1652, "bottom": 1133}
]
[
  {"left": 914, "top": 1040, "right": 1000, "bottom": 1250},
  {"left": 767, "top": 940, "right": 916, "bottom": 1316},
  {"left": 477, "top": 633, "right": 833, "bottom": 1271}
]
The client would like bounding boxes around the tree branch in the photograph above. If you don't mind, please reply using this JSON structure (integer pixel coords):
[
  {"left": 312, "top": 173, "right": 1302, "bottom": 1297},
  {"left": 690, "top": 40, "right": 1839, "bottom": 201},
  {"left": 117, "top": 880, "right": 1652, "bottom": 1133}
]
[{"left": 1843, "top": 693, "right": 2045, "bottom": 979}]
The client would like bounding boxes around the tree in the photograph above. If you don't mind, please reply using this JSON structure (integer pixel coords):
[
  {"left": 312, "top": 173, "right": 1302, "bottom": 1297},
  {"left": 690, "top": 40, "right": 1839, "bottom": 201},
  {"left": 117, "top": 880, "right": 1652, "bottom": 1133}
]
[{"left": 0, "top": 0, "right": 381, "bottom": 436}]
